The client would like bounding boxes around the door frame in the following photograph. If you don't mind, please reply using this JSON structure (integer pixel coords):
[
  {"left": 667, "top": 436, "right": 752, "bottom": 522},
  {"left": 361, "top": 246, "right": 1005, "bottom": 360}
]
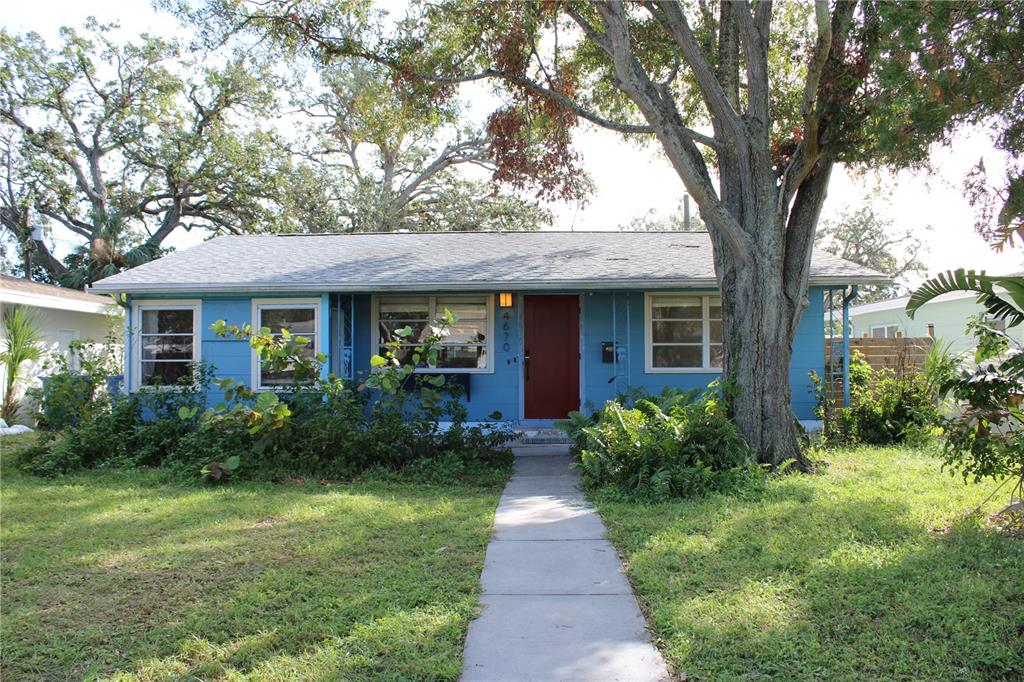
[{"left": 518, "top": 293, "right": 585, "bottom": 422}]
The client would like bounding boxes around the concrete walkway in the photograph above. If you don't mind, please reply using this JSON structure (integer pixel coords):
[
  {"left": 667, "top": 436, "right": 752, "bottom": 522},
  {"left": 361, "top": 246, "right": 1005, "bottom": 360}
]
[{"left": 461, "top": 445, "right": 670, "bottom": 681}]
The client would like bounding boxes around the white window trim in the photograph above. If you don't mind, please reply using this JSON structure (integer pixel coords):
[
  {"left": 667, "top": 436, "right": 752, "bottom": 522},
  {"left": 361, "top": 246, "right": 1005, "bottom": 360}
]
[
  {"left": 870, "top": 324, "right": 900, "bottom": 339},
  {"left": 644, "top": 292, "right": 723, "bottom": 374},
  {"left": 130, "top": 299, "right": 202, "bottom": 392},
  {"left": 370, "top": 294, "right": 495, "bottom": 374},
  {"left": 251, "top": 298, "right": 322, "bottom": 392},
  {"left": 57, "top": 329, "right": 82, "bottom": 371}
]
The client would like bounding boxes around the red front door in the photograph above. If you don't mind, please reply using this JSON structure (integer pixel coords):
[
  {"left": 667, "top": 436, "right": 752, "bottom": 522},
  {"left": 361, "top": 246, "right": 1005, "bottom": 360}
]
[{"left": 524, "top": 295, "right": 580, "bottom": 419}]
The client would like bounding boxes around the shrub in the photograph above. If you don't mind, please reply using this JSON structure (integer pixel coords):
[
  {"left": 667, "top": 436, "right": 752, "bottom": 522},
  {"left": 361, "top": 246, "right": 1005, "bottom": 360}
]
[
  {"left": 938, "top": 320, "right": 1023, "bottom": 517},
  {"left": 841, "top": 369, "right": 942, "bottom": 445},
  {"left": 559, "top": 388, "right": 756, "bottom": 501},
  {"left": 816, "top": 351, "right": 944, "bottom": 446},
  {"left": 14, "top": 314, "right": 514, "bottom": 484},
  {"left": 28, "top": 335, "right": 123, "bottom": 430},
  {"left": 1, "top": 306, "right": 45, "bottom": 423}
]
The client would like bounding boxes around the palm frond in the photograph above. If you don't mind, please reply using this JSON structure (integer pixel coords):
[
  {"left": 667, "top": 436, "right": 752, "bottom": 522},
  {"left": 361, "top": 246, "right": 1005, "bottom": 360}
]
[
  {"left": 1, "top": 306, "right": 46, "bottom": 419},
  {"left": 906, "top": 269, "right": 1024, "bottom": 328}
]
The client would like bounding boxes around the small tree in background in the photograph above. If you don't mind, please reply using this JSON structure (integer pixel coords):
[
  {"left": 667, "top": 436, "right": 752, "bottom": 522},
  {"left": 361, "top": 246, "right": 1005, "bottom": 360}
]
[
  {"left": 817, "top": 205, "right": 929, "bottom": 304},
  {"left": 1, "top": 306, "right": 44, "bottom": 423}
]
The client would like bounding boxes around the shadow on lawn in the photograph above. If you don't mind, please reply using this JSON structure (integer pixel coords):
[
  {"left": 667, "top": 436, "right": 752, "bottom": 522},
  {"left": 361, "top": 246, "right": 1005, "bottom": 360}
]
[
  {"left": 1, "top": 471, "right": 500, "bottom": 681},
  {"left": 606, "top": 484, "right": 1024, "bottom": 680}
]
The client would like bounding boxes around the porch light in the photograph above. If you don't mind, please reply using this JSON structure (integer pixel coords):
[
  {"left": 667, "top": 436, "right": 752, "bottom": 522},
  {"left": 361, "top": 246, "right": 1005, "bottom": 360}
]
[{"left": 498, "top": 292, "right": 513, "bottom": 308}]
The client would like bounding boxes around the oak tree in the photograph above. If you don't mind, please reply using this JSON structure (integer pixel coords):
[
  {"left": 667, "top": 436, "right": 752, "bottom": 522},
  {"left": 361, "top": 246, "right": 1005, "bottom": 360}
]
[
  {"left": 177, "top": 0, "right": 1024, "bottom": 466},
  {"left": 0, "top": 21, "right": 288, "bottom": 286},
  {"left": 816, "top": 205, "right": 929, "bottom": 304},
  {"left": 288, "top": 60, "right": 551, "bottom": 233}
]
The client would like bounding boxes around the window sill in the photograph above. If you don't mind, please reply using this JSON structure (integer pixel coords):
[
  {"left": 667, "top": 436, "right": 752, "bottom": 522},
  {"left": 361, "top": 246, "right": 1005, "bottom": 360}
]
[
  {"left": 133, "top": 384, "right": 199, "bottom": 393},
  {"left": 644, "top": 367, "right": 724, "bottom": 374},
  {"left": 413, "top": 367, "right": 494, "bottom": 375}
]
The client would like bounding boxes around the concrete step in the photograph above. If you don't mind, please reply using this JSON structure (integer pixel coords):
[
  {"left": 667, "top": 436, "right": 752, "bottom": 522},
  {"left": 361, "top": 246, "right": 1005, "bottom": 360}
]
[{"left": 515, "top": 427, "right": 572, "bottom": 445}]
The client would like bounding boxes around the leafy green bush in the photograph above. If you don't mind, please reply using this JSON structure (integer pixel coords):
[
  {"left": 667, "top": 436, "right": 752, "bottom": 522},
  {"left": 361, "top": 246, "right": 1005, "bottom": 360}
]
[
  {"left": 29, "top": 336, "right": 122, "bottom": 430},
  {"left": 841, "top": 369, "right": 942, "bottom": 445},
  {"left": 558, "top": 388, "right": 756, "bottom": 501},
  {"left": 816, "top": 351, "right": 944, "bottom": 446},
  {"left": 938, "top": 320, "right": 1023, "bottom": 515},
  {"left": 14, "top": 313, "right": 514, "bottom": 484}
]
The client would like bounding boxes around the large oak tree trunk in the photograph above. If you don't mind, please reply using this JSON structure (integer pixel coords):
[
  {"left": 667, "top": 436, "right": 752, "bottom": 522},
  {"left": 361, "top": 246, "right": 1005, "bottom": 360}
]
[
  {"left": 707, "top": 151, "right": 833, "bottom": 469},
  {"left": 719, "top": 253, "right": 803, "bottom": 467}
]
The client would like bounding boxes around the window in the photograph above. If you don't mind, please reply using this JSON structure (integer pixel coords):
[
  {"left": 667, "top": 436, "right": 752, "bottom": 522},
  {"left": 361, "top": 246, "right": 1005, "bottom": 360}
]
[
  {"left": 133, "top": 302, "right": 200, "bottom": 389},
  {"left": 645, "top": 294, "right": 723, "bottom": 372},
  {"left": 985, "top": 315, "right": 1007, "bottom": 332},
  {"left": 252, "top": 299, "right": 321, "bottom": 389},
  {"left": 870, "top": 324, "right": 900, "bottom": 339},
  {"left": 374, "top": 295, "right": 492, "bottom": 372},
  {"left": 56, "top": 329, "right": 81, "bottom": 370}
]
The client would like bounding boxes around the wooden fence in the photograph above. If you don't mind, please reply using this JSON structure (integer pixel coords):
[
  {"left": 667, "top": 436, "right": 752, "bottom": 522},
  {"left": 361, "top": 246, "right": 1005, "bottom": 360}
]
[{"left": 823, "top": 336, "right": 934, "bottom": 407}]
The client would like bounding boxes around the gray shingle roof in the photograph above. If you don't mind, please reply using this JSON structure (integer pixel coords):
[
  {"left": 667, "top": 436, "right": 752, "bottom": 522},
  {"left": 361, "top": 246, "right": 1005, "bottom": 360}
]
[{"left": 89, "top": 231, "right": 887, "bottom": 294}]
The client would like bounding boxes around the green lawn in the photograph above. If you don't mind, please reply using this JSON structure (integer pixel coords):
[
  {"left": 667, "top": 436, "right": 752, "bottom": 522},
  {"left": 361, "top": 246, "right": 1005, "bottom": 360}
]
[
  {"left": 594, "top": 445, "right": 1024, "bottom": 681},
  {"left": 0, "top": 434, "right": 508, "bottom": 681}
]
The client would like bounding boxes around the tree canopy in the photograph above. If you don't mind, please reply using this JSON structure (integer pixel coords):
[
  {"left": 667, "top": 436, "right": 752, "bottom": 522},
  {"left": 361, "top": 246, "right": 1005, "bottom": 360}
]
[
  {"left": 286, "top": 60, "right": 551, "bottom": 233},
  {"left": 816, "top": 205, "right": 929, "bottom": 303},
  {"left": 1, "top": 16, "right": 552, "bottom": 285},
  {"left": 176, "top": 0, "right": 1024, "bottom": 465},
  {"left": 0, "top": 21, "right": 289, "bottom": 286}
]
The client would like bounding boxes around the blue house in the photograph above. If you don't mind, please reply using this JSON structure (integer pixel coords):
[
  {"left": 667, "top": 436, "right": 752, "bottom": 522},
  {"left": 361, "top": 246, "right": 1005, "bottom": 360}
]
[{"left": 89, "top": 232, "right": 883, "bottom": 426}]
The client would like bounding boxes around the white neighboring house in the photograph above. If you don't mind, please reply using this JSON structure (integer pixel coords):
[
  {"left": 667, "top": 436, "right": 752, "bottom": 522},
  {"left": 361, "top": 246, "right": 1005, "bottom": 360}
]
[
  {"left": 847, "top": 289, "right": 1024, "bottom": 355},
  {"left": 1, "top": 275, "right": 121, "bottom": 413}
]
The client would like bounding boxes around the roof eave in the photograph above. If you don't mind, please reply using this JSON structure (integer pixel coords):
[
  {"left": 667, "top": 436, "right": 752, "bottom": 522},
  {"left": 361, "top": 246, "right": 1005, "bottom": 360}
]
[
  {"left": 1, "top": 289, "right": 114, "bottom": 314},
  {"left": 89, "top": 274, "right": 887, "bottom": 295}
]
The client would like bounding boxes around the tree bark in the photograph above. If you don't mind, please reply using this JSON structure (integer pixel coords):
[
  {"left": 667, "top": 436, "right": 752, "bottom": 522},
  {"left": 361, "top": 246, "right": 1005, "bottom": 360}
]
[
  {"left": 719, "top": 247, "right": 803, "bottom": 467},
  {"left": 708, "top": 151, "right": 835, "bottom": 468}
]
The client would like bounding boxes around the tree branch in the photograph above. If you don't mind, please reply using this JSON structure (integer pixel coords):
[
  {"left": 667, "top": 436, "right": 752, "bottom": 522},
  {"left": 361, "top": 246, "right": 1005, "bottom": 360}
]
[
  {"left": 733, "top": 1, "right": 771, "bottom": 126},
  {"left": 647, "top": 0, "right": 745, "bottom": 141},
  {"left": 36, "top": 208, "right": 94, "bottom": 239},
  {"left": 595, "top": 1, "right": 753, "bottom": 263}
]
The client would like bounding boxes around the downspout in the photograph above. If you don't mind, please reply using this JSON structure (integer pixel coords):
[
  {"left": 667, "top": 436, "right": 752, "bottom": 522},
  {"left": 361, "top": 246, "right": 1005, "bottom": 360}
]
[
  {"left": 624, "top": 292, "right": 631, "bottom": 390},
  {"left": 124, "top": 294, "right": 132, "bottom": 393},
  {"left": 611, "top": 292, "right": 618, "bottom": 393},
  {"left": 349, "top": 293, "right": 355, "bottom": 379},
  {"left": 842, "top": 285, "right": 858, "bottom": 408},
  {"left": 320, "top": 293, "right": 330, "bottom": 383}
]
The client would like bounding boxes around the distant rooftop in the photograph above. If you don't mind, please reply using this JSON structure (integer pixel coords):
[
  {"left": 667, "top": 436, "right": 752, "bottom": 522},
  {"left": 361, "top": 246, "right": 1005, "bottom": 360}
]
[
  {"left": 2, "top": 274, "right": 113, "bottom": 313},
  {"left": 90, "top": 231, "right": 888, "bottom": 294}
]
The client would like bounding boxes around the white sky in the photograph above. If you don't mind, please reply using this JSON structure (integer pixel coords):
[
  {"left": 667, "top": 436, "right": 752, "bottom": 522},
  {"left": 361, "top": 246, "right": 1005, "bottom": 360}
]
[{"left": 5, "top": 0, "right": 1023, "bottom": 284}]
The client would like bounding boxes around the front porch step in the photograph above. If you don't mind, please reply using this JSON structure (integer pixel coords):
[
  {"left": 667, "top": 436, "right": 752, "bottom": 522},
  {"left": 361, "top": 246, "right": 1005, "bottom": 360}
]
[{"left": 515, "top": 428, "right": 572, "bottom": 445}]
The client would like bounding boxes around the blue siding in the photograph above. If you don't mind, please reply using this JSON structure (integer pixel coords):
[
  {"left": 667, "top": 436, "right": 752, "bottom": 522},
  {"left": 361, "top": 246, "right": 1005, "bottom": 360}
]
[
  {"left": 791, "top": 288, "right": 826, "bottom": 420},
  {"left": 579, "top": 288, "right": 824, "bottom": 420},
  {"left": 127, "top": 287, "right": 826, "bottom": 422},
  {"left": 200, "top": 298, "right": 252, "bottom": 404},
  {"left": 350, "top": 294, "right": 523, "bottom": 421},
  {"left": 581, "top": 291, "right": 723, "bottom": 410}
]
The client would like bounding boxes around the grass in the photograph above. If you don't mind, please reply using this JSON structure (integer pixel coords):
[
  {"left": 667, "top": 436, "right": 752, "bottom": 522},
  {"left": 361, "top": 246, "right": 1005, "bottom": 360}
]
[
  {"left": 0, "top": 433, "right": 509, "bottom": 681},
  {"left": 593, "top": 445, "right": 1024, "bottom": 681}
]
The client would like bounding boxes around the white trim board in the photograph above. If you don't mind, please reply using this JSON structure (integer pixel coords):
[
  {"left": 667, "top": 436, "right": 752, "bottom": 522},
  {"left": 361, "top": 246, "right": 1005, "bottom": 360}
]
[
  {"left": 129, "top": 299, "right": 202, "bottom": 392},
  {"left": 369, "top": 293, "right": 496, "bottom": 375},
  {"left": 250, "top": 297, "right": 323, "bottom": 391},
  {"left": 643, "top": 292, "right": 725, "bottom": 374}
]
